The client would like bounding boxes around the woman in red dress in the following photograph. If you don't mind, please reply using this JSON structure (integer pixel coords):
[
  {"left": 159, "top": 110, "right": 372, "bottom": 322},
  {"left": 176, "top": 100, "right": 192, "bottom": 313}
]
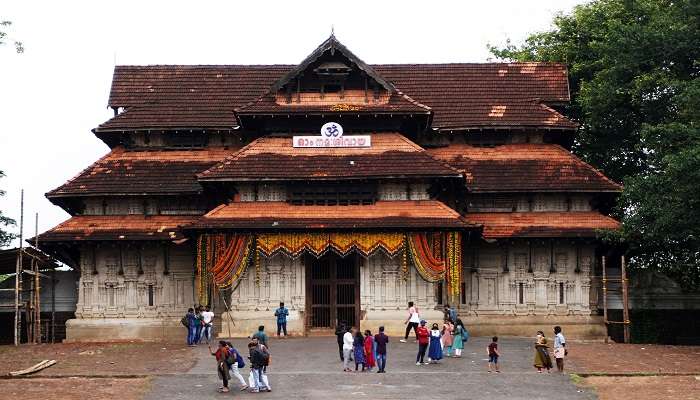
[{"left": 363, "top": 330, "right": 376, "bottom": 372}]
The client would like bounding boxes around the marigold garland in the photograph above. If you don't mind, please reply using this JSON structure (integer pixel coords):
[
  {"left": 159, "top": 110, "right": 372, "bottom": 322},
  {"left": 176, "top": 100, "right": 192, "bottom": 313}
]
[
  {"left": 406, "top": 232, "right": 446, "bottom": 282},
  {"left": 196, "top": 233, "right": 254, "bottom": 303},
  {"left": 445, "top": 232, "right": 462, "bottom": 298}
]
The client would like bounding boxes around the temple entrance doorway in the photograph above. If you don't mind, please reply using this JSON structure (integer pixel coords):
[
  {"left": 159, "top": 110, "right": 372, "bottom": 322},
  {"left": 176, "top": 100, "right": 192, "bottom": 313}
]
[{"left": 305, "top": 253, "right": 360, "bottom": 332}]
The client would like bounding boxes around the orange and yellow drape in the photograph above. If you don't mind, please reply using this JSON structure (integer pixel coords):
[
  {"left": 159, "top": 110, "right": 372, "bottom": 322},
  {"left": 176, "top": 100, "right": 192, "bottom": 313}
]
[
  {"left": 196, "top": 234, "right": 253, "bottom": 305},
  {"left": 407, "top": 232, "right": 462, "bottom": 297},
  {"left": 256, "top": 232, "right": 405, "bottom": 258}
]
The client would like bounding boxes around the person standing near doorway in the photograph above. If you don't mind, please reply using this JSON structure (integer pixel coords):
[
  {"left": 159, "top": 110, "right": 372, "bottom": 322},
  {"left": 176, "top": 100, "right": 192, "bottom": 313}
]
[
  {"left": 342, "top": 327, "right": 355, "bottom": 372},
  {"left": 335, "top": 320, "right": 347, "bottom": 361},
  {"left": 553, "top": 326, "right": 567, "bottom": 372},
  {"left": 274, "top": 302, "right": 289, "bottom": 338},
  {"left": 200, "top": 306, "right": 214, "bottom": 344},
  {"left": 400, "top": 301, "right": 421, "bottom": 343}
]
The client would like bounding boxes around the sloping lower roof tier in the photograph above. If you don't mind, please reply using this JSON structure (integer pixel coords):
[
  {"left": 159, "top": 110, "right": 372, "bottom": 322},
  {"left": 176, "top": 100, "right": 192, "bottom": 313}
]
[
  {"left": 103, "top": 63, "right": 573, "bottom": 132},
  {"left": 466, "top": 212, "right": 620, "bottom": 239},
  {"left": 199, "top": 133, "right": 461, "bottom": 181},
  {"left": 37, "top": 215, "right": 199, "bottom": 242},
  {"left": 47, "top": 147, "right": 237, "bottom": 197},
  {"left": 427, "top": 144, "right": 622, "bottom": 192},
  {"left": 190, "top": 200, "right": 471, "bottom": 230}
]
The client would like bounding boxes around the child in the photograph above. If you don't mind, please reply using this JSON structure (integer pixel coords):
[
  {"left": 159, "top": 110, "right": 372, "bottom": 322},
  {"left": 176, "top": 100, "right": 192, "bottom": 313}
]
[
  {"left": 487, "top": 336, "right": 500, "bottom": 373},
  {"left": 373, "top": 326, "right": 389, "bottom": 373},
  {"left": 353, "top": 329, "right": 366, "bottom": 371},
  {"left": 209, "top": 340, "right": 230, "bottom": 393},
  {"left": 452, "top": 319, "right": 467, "bottom": 358},
  {"left": 415, "top": 320, "right": 430, "bottom": 365},
  {"left": 363, "top": 330, "right": 376, "bottom": 372},
  {"left": 427, "top": 322, "right": 443, "bottom": 363}
]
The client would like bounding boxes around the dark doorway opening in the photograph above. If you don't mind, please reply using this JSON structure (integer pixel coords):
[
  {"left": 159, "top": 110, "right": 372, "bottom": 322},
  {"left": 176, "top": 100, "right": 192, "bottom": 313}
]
[{"left": 305, "top": 253, "right": 359, "bottom": 332}]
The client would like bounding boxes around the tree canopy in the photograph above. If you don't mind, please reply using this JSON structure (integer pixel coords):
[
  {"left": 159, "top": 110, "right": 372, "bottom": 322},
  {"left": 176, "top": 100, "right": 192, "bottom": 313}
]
[
  {"left": 490, "top": 0, "right": 700, "bottom": 290},
  {"left": 0, "top": 20, "right": 23, "bottom": 53},
  {"left": 0, "top": 170, "right": 16, "bottom": 248}
]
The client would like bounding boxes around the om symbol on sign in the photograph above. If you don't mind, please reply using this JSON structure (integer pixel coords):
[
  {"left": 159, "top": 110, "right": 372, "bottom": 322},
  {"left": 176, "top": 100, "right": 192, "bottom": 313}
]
[{"left": 321, "top": 122, "right": 343, "bottom": 138}]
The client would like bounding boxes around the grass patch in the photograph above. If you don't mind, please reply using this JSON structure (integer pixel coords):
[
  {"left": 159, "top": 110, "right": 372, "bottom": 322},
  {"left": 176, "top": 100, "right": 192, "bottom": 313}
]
[{"left": 569, "top": 373, "right": 584, "bottom": 385}]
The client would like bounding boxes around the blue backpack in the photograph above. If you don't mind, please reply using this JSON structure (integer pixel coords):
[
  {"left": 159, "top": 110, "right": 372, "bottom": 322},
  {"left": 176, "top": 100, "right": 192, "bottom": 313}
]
[{"left": 226, "top": 344, "right": 246, "bottom": 368}]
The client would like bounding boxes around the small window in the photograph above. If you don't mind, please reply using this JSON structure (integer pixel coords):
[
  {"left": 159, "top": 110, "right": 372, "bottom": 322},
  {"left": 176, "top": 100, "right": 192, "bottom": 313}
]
[
  {"left": 148, "top": 284, "right": 154, "bottom": 307},
  {"left": 436, "top": 282, "right": 443, "bottom": 305},
  {"left": 460, "top": 282, "right": 467, "bottom": 305}
]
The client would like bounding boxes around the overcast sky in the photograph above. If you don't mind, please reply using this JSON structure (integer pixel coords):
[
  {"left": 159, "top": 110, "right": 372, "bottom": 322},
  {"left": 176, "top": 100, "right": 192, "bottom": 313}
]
[{"left": 0, "top": 0, "right": 585, "bottom": 248}]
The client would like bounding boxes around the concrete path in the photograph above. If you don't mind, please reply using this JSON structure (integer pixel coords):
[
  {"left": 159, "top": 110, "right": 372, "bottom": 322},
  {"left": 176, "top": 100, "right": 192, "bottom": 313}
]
[{"left": 145, "top": 336, "right": 595, "bottom": 400}]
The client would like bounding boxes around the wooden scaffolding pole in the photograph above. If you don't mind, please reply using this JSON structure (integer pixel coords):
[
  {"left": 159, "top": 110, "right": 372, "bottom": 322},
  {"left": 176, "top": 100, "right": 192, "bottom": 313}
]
[
  {"left": 602, "top": 255, "right": 607, "bottom": 326},
  {"left": 14, "top": 189, "right": 24, "bottom": 346},
  {"left": 33, "top": 213, "right": 41, "bottom": 343},
  {"left": 621, "top": 255, "right": 630, "bottom": 344}
]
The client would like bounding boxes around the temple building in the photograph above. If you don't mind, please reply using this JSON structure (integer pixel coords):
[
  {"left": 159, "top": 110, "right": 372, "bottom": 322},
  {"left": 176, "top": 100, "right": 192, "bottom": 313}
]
[{"left": 37, "top": 36, "right": 621, "bottom": 341}]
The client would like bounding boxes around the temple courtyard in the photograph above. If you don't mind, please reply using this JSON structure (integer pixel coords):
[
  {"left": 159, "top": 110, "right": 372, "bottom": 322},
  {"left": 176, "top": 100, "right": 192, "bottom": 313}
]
[{"left": 1, "top": 337, "right": 699, "bottom": 400}]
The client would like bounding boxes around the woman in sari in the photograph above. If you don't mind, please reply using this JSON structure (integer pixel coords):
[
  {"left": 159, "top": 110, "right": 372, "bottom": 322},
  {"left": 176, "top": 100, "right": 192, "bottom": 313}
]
[
  {"left": 533, "top": 330, "right": 553, "bottom": 373},
  {"left": 363, "top": 330, "right": 376, "bottom": 372}
]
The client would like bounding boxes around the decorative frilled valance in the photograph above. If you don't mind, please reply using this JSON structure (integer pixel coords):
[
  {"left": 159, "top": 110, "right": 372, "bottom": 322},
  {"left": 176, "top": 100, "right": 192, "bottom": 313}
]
[{"left": 256, "top": 232, "right": 405, "bottom": 258}]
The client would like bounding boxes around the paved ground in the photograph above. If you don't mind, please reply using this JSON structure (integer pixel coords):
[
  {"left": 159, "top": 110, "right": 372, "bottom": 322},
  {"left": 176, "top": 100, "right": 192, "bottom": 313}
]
[{"left": 145, "top": 336, "right": 594, "bottom": 400}]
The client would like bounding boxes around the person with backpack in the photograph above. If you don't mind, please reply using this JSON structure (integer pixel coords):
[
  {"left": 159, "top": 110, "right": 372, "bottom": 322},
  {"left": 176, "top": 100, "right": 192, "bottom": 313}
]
[
  {"left": 248, "top": 339, "right": 271, "bottom": 393},
  {"left": 249, "top": 336, "right": 271, "bottom": 392},
  {"left": 274, "top": 302, "right": 289, "bottom": 337},
  {"left": 208, "top": 340, "right": 230, "bottom": 393},
  {"left": 225, "top": 342, "right": 248, "bottom": 391},
  {"left": 182, "top": 308, "right": 197, "bottom": 346}
]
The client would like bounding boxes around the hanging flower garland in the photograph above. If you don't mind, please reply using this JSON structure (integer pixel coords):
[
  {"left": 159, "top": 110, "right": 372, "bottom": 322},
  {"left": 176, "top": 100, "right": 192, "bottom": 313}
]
[
  {"left": 256, "top": 232, "right": 404, "bottom": 258},
  {"left": 445, "top": 231, "right": 463, "bottom": 297},
  {"left": 406, "top": 232, "right": 446, "bottom": 282},
  {"left": 196, "top": 233, "right": 254, "bottom": 303}
]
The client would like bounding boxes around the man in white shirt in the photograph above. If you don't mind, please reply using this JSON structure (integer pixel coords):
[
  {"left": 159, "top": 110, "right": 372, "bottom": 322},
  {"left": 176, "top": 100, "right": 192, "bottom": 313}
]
[
  {"left": 553, "top": 325, "right": 567, "bottom": 372},
  {"left": 342, "top": 328, "right": 355, "bottom": 372},
  {"left": 200, "top": 306, "right": 215, "bottom": 344}
]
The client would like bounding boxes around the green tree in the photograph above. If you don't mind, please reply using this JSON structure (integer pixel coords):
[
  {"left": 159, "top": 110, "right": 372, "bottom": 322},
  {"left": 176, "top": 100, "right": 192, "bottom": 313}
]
[
  {"left": 490, "top": 0, "right": 700, "bottom": 290},
  {"left": 0, "top": 20, "right": 23, "bottom": 53},
  {"left": 0, "top": 170, "right": 16, "bottom": 247}
]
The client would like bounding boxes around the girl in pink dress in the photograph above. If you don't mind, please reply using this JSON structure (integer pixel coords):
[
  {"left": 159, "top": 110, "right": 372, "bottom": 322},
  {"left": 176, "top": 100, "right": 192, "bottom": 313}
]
[{"left": 441, "top": 319, "right": 454, "bottom": 357}]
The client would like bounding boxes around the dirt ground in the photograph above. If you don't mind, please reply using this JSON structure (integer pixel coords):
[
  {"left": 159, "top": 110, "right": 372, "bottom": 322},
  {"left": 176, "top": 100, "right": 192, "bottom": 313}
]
[
  {"left": 0, "top": 341, "right": 195, "bottom": 376},
  {"left": 567, "top": 342, "right": 700, "bottom": 374},
  {"left": 581, "top": 376, "right": 700, "bottom": 400},
  {"left": 0, "top": 377, "right": 151, "bottom": 400}
]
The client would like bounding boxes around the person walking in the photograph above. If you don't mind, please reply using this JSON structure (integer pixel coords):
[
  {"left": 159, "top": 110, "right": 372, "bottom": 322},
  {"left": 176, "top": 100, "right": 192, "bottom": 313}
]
[
  {"left": 415, "top": 320, "right": 430, "bottom": 365},
  {"left": 251, "top": 325, "right": 269, "bottom": 348},
  {"left": 274, "top": 302, "right": 289, "bottom": 337},
  {"left": 335, "top": 321, "right": 348, "bottom": 361},
  {"left": 427, "top": 322, "right": 443, "bottom": 363},
  {"left": 400, "top": 301, "right": 421, "bottom": 343},
  {"left": 533, "top": 331, "right": 553, "bottom": 373},
  {"left": 342, "top": 327, "right": 355, "bottom": 372},
  {"left": 452, "top": 319, "right": 467, "bottom": 357},
  {"left": 553, "top": 326, "right": 567, "bottom": 372},
  {"left": 209, "top": 340, "right": 230, "bottom": 393},
  {"left": 374, "top": 326, "right": 389, "bottom": 373},
  {"left": 249, "top": 336, "right": 272, "bottom": 391},
  {"left": 442, "top": 319, "right": 455, "bottom": 357},
  {"left": 224, "top": 342, "right": 248, "bottom": 391},
  {"left": 363, "top": 330, "right": 376, "bottom": 372},
  {"left": 200, "top": 306, "right": 214, "bottom": 344},
  {"left": 248, "top": 341, "right": 265, "bottom": 393},
  {"left": 487, "top": 336, "right": 500, "bottom": 373},
  {"left": 353, "top": 329, "right": 366, "bottom": 371},
  {"left": 185, "top": 308, "right": 197, "bottom": 346}
]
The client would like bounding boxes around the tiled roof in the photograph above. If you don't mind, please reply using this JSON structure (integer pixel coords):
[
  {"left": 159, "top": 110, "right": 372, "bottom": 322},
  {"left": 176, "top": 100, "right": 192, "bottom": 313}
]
[
  {"left": 47, "top": 147, "right": 236, "bottom": 197},
  {"left": 37, "top": 215, "right": 199, "bottom": 242},
  {"left": 104, "top": 63, "right": 573, "bottom": 131},
  {"left": 466, "top": 212, "right": 621, "bottom": 239},
  {"left": 190, "top": 200, "right": 471, "bottom": 230},
  {"left": 199, "top": 133, "right": 461, "bottom": 181},
  {"left": 96, "top": 105, "right": 238, "bottom": 131},
  {"left": 427, "top": 144, "right": 621, "bottom": 192}
]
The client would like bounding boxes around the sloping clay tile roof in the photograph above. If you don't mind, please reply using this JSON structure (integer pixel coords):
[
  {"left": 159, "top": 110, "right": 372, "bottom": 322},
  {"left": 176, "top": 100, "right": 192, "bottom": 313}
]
[
  {"left": 199, "top": 133, "right": 461, "bottom": 181},
  {"left": 427, "top": 144, "right": 621, "bottom": 192},
  {"left": 466, "top": 212, "right": 621, "bottom": 239},
  {"left": 190, "top": 200, "right": 471, "bottom": 230},
  {"left": 103, "top": 63, "right": 573, "bottom": 131},
  {"left": 38, "top": 215, "right": 199, "bottom": 242},
  {"left": 47, "top": 147, "right": 237, "bottom": 197}
]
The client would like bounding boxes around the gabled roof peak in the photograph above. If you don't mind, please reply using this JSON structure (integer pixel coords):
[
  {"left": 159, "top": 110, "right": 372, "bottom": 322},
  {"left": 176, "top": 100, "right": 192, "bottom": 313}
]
[{"left": 270, "top": 34, "right": 395, "bottom": 93}]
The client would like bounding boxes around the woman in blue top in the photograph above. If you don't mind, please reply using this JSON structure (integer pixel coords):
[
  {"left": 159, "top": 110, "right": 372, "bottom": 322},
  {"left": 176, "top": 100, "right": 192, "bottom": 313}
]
[
  {"left": 353, "top": 330, "right": 366, "bottom": 371},
  {"left": 427, "top": 323, "right": 443, "bottom": 363}
]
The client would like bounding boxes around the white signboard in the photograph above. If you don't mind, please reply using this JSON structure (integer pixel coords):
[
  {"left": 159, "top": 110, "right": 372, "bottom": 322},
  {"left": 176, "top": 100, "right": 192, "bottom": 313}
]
[{"left": 293, "top": 122, "right": 371, "bottom": 148}]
